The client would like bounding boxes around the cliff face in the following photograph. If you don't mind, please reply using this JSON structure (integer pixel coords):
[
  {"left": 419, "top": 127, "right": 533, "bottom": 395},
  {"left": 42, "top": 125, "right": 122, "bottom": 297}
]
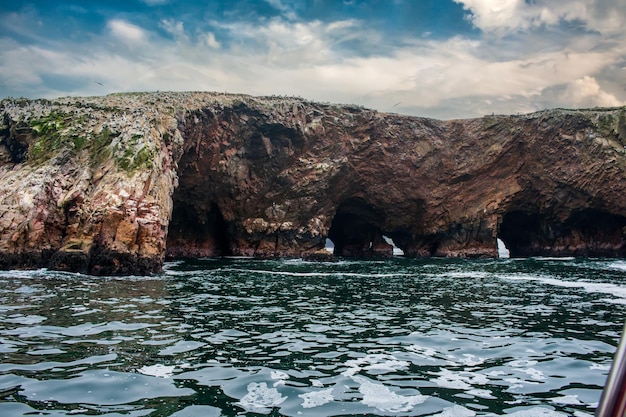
[{"left": 1, "top": 92, "right": 626, "bottom": 274}]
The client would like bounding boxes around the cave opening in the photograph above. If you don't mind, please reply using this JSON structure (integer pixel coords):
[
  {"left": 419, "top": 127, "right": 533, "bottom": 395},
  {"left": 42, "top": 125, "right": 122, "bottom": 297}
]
[
  {"left": 561, "top": 209, "right": 626, "bottom": 256},
  {"left": 498, "top": 211, "right": 544, "bottom": 257},
  {"left": 327, "top": 198, "right": 394, "bottom": 257},
  {"left": 499, "top": 209, "right": 626, "bottom": 257},
  {"left": 166, "top": 201, "right": 232, "bottom": 259}
]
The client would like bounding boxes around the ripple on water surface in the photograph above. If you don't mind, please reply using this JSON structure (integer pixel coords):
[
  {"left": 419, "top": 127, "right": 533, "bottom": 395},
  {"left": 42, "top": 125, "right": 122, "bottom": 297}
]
[{"left": 0, "top": 257, "right": 624, "bottom": 416}]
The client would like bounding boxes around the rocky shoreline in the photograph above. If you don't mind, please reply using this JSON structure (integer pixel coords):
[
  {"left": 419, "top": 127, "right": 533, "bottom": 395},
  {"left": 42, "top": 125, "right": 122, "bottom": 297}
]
[{"left": 1, "top": 92, "right": 626, "bottom": 275}]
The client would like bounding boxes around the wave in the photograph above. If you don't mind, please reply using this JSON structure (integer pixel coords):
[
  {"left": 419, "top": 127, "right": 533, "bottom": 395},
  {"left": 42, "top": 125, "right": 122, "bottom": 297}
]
[
  {"left": 500, "top": 273, "right": 626, "bottom": 303},
  {"left": 221, "top": 268, "right": 414, "bottom": 278}
]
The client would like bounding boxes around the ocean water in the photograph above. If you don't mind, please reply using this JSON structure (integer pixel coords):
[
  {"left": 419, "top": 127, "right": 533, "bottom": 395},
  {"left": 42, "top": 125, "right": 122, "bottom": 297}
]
[{"left": 0, "top": 257, "right": 624, "bottom": 417}]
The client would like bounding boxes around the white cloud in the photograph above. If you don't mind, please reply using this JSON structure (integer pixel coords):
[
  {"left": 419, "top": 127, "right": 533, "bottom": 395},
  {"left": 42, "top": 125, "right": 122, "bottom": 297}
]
[
  {"left": 107, "top": 19, "right": 147, "bottom": 44},
  {"left": 199, "top": 32, "right": 221, "bottom": 49},
  {"left": 557, "top": 76, "right": 624, "bottom": 108},
  {"left": 1, "top": 7, "right": 624, "bottom": 119},
  {"left": 454, "top": 0, "right": 625, "bottom": 35},
  {"left": 160, "top": 19, "right": 189, "bottom": 43},
  {"left": 211, "top": 18, "right": 359, "bottom": 66}
]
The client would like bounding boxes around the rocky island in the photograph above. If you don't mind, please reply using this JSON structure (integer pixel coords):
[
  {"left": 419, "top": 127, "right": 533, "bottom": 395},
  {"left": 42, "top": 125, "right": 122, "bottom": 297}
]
[{"left": 1, "top": 92, "right": 625, "bottom": 275}]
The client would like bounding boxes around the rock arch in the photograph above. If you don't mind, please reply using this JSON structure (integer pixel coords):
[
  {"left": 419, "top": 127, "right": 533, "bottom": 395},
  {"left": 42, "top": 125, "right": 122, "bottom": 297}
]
[
  {"left": 327, "top": 198, "right": 393, "bottom": 257},
  {"left": 498, "top": 211, "right": 545, "bottom": 257}
]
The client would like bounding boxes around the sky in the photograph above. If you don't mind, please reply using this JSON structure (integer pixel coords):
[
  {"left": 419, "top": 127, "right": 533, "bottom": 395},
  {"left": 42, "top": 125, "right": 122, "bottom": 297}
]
[{"left": 1, "top": 0, "right": 625, "bottom": 119}]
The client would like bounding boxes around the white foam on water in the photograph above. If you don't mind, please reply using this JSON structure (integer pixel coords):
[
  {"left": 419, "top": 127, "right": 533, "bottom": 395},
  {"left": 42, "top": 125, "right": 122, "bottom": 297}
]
[
  {"left": 433, "top": 369, "right": 490, "bottom": 390},
  {"left": 510, "top": 359, "right": 538, "bottom": 367},
  {"left": 162, "top": 268, "right": 193, "bottom": 276},
  {"left": 270, "top": 370, "right": 289, "bottom": 380},
  {"left": 466, "top": 388, "right": 496, "bottom": 399},
  {"left": 137, "top": 364, "right": 176, "bottom": 378},
  {"left": 0, "top": 268, "right": 49, "bottom": 279},
  {"left": 521, "top": 367, "right": 546, "bottom": 381},
  {"left": 342, "top": 353, "right": 409, "bottom": 377},
  {"left": 504, "top": 377, "right": 541, "bottom": 391},
  {"left": 431, "top": 405, "right": 477, "bottom": 417},
  {"left": 27, "top": 348, "right": 66, "bottom": 356},
  {"left": 486, "top": 407, "right": 568, "bottom": 417},
  {"left": 227, "top": 268, "right": 413, "bottom": 278},
  {"left": 434, "top": 373, "right": 471, "bottom": 390},
  {"left": 531, "top": 257, "right": 576, "bottom": 261},
  {"left": 405, "top": 344, "right": 438, "bottom": 360},
  {"left": 236, "top": 382, "right": 287, "bottom": 414},
  {"left": 311, "top": 379, "right": 324, "bottom": 388},
  {"left": 163, "top": 261, "right": 187, "bottom": 275},
  {"left": 352, "top": 375, "right": 427, "bottom": 412},
  {"left": 550, "top": 395, "right": 584, "bottom": 405},
  {"left": 458, "top": 353, "right": 486, "bottom": 366},
  {"left": 299, "top": 388, "right": 334, "bottom": 408},
  {"left": 444, "top": 271, "right": 491, "bottom": 279},
  {"left": 599, "top": 297, "right": 626, "bottom": 305},
  {"left": 2, "top": 315, "right": 46, "bottom": 325},
  {"left": 500, "top": 273, "right": 626, "bottom": 303},
  {"left": 573, "top": 411, "right": 594, "bottom": 417},
  {"left": 607, "top": 260, "right": 626, "bottom": 271},
  {"left": 271, "top": 370, "right": 289, "bottom": 387}
]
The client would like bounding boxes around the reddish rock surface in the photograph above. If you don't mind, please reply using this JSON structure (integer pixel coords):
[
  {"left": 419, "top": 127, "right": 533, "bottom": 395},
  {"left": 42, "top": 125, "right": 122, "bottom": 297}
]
[{"left": 1, "top": 92, "right": 626, "bottom": 274}]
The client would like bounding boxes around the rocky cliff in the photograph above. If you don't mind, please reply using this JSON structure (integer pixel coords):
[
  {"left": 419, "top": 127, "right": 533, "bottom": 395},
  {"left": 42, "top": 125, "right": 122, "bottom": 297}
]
[{"left": 1, "top": 92, "right": 626, "bottom": 274}]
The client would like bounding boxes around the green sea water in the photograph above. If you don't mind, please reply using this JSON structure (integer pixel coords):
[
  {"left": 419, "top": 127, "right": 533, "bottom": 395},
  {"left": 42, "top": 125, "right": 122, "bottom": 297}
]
[{"left": 0, "top": 257, "right": 624, "bottom": 416}]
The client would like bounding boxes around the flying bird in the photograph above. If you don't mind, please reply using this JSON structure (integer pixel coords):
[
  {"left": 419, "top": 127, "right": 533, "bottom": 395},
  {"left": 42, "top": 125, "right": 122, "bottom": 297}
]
[{"left": 94, "top": 81, "right": 104, "bottom": 86}]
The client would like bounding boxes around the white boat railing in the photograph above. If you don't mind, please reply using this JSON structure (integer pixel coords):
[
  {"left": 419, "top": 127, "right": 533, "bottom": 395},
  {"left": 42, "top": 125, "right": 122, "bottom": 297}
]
[{"left": 596, "top": 321, "right": 626, "bottom": 417}]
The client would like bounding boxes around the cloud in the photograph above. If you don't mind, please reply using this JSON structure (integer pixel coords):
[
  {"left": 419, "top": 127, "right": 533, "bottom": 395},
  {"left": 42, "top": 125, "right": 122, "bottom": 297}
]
[
  {"left": 556, "top": 76, "right": 624, "bottom": 108},
  {"left": 454, "top": 0, "right": 625, "bottom": 35},
  {"left": 160, "top": 19, "right": 189, "bottom": 43},
  {"left": 264, "top": 0, "right": 298, "bottom": 21},
  {"left": 211, "top": 17, "right": 361, "bottom": 66},
  {"left": 107, "top": 19, "right": 148, "bottom": 44},
  {"left": 0, "top": 4, "right": 624, "bottom": 119},
  {"left": 199, "top": 32, "right": 221, "bottom": 49}
]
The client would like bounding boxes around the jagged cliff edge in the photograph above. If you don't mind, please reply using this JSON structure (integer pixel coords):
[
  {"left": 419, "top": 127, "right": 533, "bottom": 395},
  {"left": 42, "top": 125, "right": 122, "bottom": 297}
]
[{"left": 1, "top": 92, "right": 626, "bottom": 275}]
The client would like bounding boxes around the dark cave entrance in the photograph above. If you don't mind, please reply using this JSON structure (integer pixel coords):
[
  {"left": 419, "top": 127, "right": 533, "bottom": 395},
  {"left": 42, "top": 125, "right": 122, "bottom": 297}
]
[
  {"left": 498, "top": 211, "right": 544, "bottom": 257},
  {"left": 327, "top": 198, "right": 394, "bottom": 257},
  {"left": 166, "top": 201, "right": 232, "bottom": 258},
  {"left": 499, "top": 209, "right": 626, "bottom": 257},
  {"left": 561, "top": 209, "right": 626, "bottom": 256}
]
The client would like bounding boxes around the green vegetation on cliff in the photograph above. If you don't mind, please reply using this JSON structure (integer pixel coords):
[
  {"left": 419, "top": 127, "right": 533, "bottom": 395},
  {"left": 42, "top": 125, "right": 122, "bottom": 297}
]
[{"left": 24, "top": 108, "right": 154, "bottom": 174}]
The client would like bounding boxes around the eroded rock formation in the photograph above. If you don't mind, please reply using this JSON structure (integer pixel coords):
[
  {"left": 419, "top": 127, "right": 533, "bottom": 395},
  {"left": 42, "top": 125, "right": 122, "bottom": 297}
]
[{"left": 1, "top": 92, "right": 626, "bottom": 274}]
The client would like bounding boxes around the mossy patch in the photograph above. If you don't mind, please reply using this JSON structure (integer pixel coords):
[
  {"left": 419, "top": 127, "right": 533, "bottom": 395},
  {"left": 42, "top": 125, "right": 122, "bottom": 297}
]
[
  {"left": 27, "top": 112, "right": 121, "bottom": 169},
  {"left": 28, "top": 112, "right": 67, "bottom": 161},
  {"left": 618, "top": 109, "right": 626, "bottom": 146},
  {"left": 24, "top": 109, "right": 155, "bottom": 174},
  {"left": 594, "top": 109, "right": 626, "bottom": 147},
  {"left": 89, "top": 127, "right": 117, "bottom": 167},
  {"left": 114, "top": 133, "right": 155, "bottom": 173}
]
